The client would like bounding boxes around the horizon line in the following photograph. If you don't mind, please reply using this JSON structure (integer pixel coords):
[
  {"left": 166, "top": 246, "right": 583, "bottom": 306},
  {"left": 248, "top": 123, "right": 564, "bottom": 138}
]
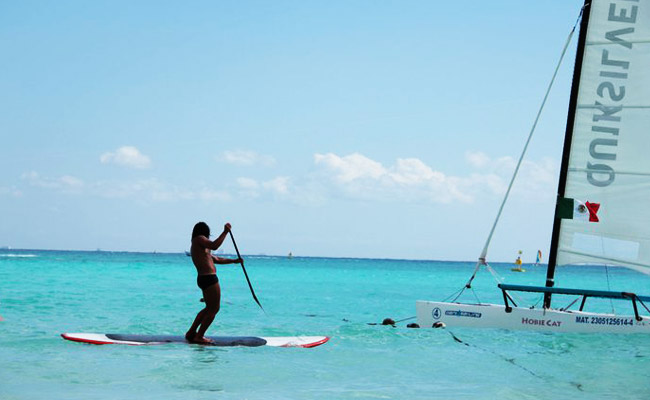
[{"left": 0, "top": 247, "right": 545, "bottom": 265}]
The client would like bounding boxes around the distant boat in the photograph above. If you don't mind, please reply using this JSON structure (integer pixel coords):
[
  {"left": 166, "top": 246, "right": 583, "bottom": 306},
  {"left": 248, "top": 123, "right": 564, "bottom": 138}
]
[
  {"left": 288, "top": 252, "right": 293, "bottom": 259},
  {"left": 511, "top": 251, "right": 525, "bottom": 272},
  {"left": 185, "top": 251, "right": 191, "bottom": 257}
]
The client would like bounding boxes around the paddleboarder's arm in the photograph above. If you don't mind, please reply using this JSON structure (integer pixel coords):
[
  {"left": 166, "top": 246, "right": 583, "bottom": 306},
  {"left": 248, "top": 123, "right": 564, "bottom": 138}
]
[
  {"left": 194, "top": 223, "right": 231, "bottom": 250},
  {"left": 213, "top": 256, "right": 243, "bottom": 265}
]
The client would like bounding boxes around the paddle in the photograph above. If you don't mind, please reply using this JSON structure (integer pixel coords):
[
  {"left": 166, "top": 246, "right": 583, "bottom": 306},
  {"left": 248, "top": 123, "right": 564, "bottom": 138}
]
[{"left": 229, "top": 230, "right": 265, "bottom": 313}]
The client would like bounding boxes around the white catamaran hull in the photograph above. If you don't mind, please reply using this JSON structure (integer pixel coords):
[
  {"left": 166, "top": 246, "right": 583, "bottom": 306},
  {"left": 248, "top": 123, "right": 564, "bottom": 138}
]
[{"left": 416, "top": 301, "right": 650, "bottom": 334}]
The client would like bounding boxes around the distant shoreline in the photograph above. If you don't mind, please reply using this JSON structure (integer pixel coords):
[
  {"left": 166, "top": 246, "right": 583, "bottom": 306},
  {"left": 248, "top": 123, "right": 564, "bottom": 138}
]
[{"left": 0, "top": 247, "right": 544, "bottom": 265}]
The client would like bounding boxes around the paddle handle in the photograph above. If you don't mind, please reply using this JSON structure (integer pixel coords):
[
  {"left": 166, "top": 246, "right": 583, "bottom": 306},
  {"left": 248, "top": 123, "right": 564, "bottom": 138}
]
[{"left": 229, "top": 229, "right": 243, "bottom": 261}]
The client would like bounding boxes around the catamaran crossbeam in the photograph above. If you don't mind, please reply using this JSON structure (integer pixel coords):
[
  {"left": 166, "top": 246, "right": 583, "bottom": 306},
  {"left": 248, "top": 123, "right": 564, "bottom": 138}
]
[{"left": 499, "top": 284, "right": 650, "bottom": 322}]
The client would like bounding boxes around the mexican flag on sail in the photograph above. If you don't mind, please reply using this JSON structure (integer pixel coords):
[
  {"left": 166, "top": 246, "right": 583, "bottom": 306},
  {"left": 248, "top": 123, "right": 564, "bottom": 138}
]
[{"left": 556, "top": 197, "right": 600, "bottom": 222}]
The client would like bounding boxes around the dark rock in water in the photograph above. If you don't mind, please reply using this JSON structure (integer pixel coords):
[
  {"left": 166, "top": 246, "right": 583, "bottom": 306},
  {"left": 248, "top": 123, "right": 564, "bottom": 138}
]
[
  {"left": 406, "top": 323, "right": 420, "bottom": 328},
  {"left": 382, "top": 318, "right": 396, "bottom": 326}
]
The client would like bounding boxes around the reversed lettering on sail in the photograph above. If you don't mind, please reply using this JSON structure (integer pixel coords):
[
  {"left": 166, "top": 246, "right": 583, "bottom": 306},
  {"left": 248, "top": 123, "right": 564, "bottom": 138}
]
[{"left": 558, "top": 0, "right": 650, "bottom": 274}]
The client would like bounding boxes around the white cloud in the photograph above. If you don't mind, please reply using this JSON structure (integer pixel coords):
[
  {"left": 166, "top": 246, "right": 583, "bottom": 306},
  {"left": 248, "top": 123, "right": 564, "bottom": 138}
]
[
  {"left": 263, "top": 177, "right": 290, "bottom": 195},
  {"left": 389, "top": 158, "right": 444, "bottom": 185},
  {"left": 220, "top": 150, "right": 276, "bottom": 167},
  {"left": 236, "top": 177, "right": 261, "bottom": 198},
  {"left": 21, "top": 171, "right": 84, "bottom": 191},
  {"left": 312, "top": 152, "right": 558, "bottom": 204},
  {"left": 314, "top": 153, "right": 385, "bottom": 183},
  {"left": 0, "top": 186, "right": 22, "bottom": 197},
  {"left": 60, "top": 176, "right": 84, "bottom": 188},
  {"left": 313, "top": 153, "right": 465, "bottom": 203},
  {"left": 100, "top": 146, "right": 151, "bottom": 169},
  {"left": 19, "top": 171, "right": 231, "bottom": 203},
  {"left": 15, "top": 151, "right": 557, "bottom": 208},
  {"left": 462, "top": 151, "right": 557, "bottom": 198},
  {"left": 236, "top": 177, "right": 260, "bottom": 189},
  {"left": 197, "top": 189, "right": 232, "bottom": 202},
  {"left": 236, "top": 176, "right": 291, "bottom": 198},
  {"left": 93, "top": 179, "right": 231, "bottom": 203},
  {"left": 465, "top": 151, "right": 491, "bottom": 168}
]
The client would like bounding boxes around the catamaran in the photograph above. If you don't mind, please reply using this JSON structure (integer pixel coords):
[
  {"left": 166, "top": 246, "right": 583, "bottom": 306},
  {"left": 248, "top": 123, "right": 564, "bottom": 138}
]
[{"left": 417, "top": 0, "right": 650, "bottom": 333}]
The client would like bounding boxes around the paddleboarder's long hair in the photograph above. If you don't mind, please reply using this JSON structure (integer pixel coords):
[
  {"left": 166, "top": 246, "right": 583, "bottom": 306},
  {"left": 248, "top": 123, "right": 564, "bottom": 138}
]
[{"left": 192, "top": 222, "right": 210, "bottom": 240}]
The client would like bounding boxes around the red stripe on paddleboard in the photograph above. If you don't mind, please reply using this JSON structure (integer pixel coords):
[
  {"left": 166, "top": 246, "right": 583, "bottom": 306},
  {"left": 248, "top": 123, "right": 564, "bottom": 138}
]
[
  {"left": 61, "top": 333, "right": 113, "bottom": 345},
  {"left": 292, "top": 336, "right": 330, "bottom": 348},
  {"left": 61, "top": 333, "right": 146, "bottom": 346}
]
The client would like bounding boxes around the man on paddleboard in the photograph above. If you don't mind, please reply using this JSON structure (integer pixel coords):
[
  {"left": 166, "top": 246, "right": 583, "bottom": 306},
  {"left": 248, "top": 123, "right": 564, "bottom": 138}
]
[{"left": 186, "top": 221, "right": 242, "bottom": 344}]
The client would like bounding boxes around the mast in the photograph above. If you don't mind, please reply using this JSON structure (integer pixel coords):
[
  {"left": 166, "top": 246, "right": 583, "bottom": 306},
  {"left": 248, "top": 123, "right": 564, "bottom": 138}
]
[{"left": 543, "top": 0, "right": 591, "bottom": 309}]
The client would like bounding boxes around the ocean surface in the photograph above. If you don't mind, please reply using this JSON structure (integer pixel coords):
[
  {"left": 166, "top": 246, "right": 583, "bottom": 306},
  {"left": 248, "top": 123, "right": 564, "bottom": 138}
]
[{"left": 1, "top": 249, "right": 649, "bottom": 400}]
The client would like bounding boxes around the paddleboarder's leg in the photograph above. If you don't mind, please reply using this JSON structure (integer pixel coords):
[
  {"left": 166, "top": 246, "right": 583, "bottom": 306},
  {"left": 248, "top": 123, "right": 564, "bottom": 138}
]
[
  {"left": 186, "top": 308, "right": 206, "bottom": 342},
  {"left": 194, "top": 282, "right": 221, "bottom": 343}
]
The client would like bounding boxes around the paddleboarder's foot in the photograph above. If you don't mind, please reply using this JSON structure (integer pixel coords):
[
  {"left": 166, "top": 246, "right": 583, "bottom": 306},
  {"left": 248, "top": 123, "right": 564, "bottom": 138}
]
[
  {"left": 185, "top": 331, "right": 195, "bottom": 342},
  {"left": 192, "top": 335, "right": 215, "bottom": 345}
]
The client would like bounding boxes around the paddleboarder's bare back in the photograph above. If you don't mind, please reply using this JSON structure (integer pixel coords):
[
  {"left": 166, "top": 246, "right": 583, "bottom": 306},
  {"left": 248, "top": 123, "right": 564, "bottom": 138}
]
[{"left": 186, "top": 221, "right": 242, "bottom": 344}]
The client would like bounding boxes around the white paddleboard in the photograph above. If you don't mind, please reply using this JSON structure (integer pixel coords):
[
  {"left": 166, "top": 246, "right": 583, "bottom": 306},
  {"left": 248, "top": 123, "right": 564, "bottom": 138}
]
[{"left": 61, "top": 333, "right": 329, "bottom": 348}]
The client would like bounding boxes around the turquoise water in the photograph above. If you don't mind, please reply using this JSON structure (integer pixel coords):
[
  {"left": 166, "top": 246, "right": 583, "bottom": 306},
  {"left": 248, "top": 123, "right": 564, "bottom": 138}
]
[{"left": 1, "top": 250, "right": 649, "bottom": 399}]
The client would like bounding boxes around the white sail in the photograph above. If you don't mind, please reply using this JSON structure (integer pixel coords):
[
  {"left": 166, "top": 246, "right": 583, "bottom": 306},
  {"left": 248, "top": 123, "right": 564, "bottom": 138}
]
[{"left": 557, "top": 0, "right": 650, "bottom": 274}]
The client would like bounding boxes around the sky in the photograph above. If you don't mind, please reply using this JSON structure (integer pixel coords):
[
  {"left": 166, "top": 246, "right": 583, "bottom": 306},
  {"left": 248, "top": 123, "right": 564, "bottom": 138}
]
[{"left": 0, "top": 1, "right": 586, "bottom": 262}]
